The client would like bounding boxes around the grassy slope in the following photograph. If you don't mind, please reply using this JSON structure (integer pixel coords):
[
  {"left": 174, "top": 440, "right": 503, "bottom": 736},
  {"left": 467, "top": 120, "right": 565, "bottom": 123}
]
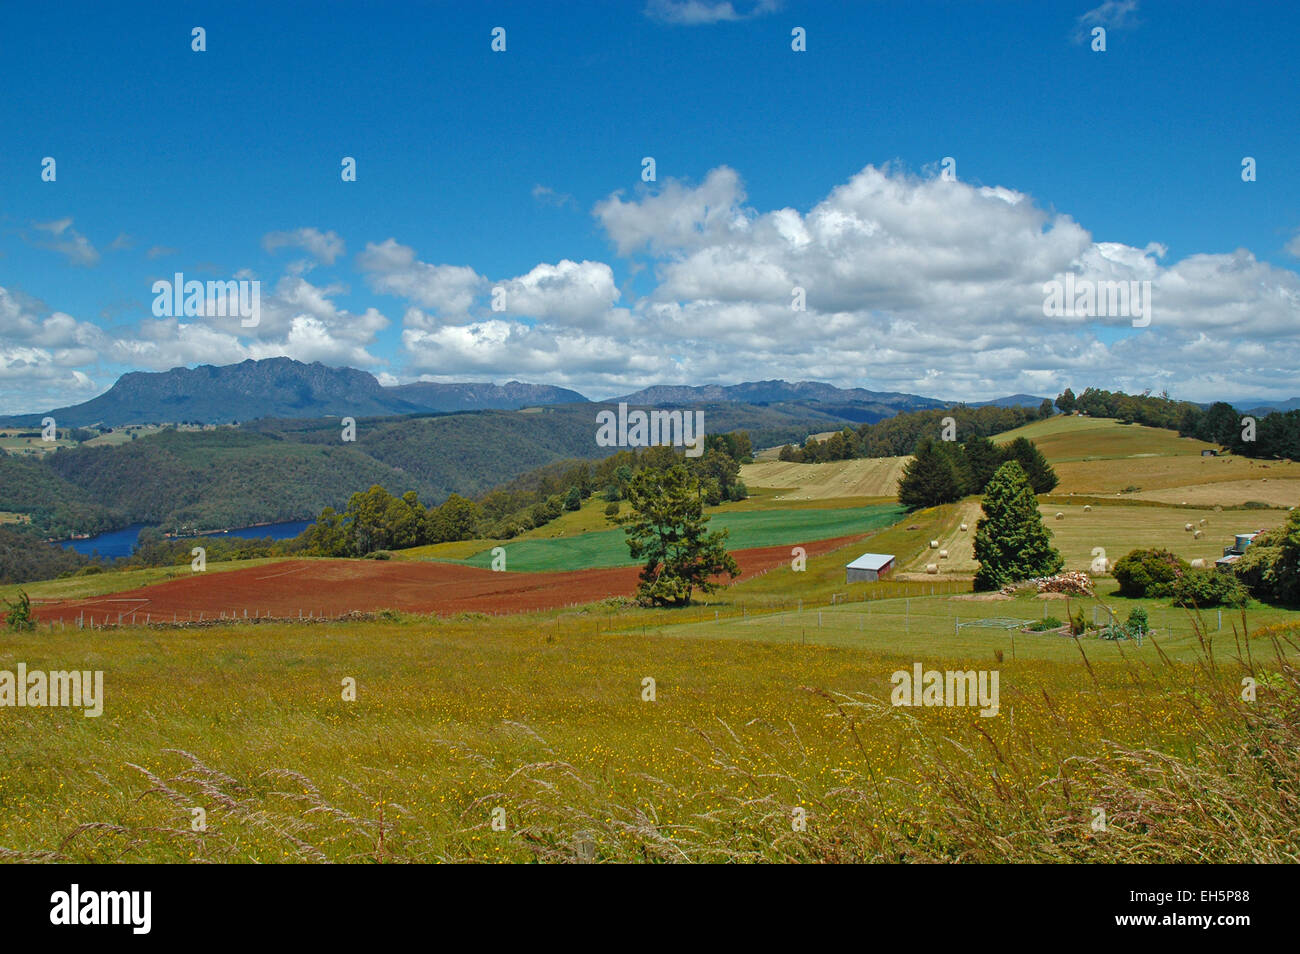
[
  {"left": 442, "top": 504, "right": 905, "bottom": 572},
  {"left": 3, "top": 603, "right": 1293, "bottom": 862},
  {"left": 996, "top": 415, "right": 1300, "bottom": 498}
]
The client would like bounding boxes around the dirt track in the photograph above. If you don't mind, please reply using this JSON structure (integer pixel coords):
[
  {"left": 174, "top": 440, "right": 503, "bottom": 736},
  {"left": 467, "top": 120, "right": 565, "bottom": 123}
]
[{"left": 32, "top": 536, "right": 863, "bottom": 624}]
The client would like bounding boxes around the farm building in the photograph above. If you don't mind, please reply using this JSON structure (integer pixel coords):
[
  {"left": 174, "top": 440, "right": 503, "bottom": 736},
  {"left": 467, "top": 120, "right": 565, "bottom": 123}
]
[
  {"left": 845, "top": 552, "right": 895, "bottom": 583},
  {"left": 1216, "top": 531, "right": 1261, "bottom": 571}
]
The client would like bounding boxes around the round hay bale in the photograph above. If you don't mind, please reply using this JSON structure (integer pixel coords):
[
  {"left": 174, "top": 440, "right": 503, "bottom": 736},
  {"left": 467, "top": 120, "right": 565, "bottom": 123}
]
[
  {"left": 1055, "top": 512, "right": 1064, "bottom": 520},
  {"left": 1193, "top": 530, "right": 1203, "bottom": 539},
  {"left": 1184, "top": 523, "right": 1194, "bottom": 532},
  {"left": 929, "top": 540, "right": 939, "bottom": 549},
  {"left": 1083, "top": 505, "right": 1092, "bottom": 512},
  {"left": 1190, "top": 558, "right": 1206, "bottom": 569},
  {"left": 1199, "top": 518, "right": 1207, "bottom": 526},
  {"left": 925, "top": 563, "right": 939, "bottom": 574},
  {"left": 939, "top": 549, "right": 949, "bottom": 559},
  {"left": 959, "top": 522, "right": 968, "bottom": 531}
]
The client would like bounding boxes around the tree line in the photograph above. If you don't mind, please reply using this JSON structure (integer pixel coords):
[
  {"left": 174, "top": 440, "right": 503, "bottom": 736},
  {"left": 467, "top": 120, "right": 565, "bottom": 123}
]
[
  {"left": 777, "top": 402, "right": 1054, "bottom": 463},
  {"left": 298, "top": 432, "right": 753, "bottom": 558},
  {"left": 897, "top": 435, "right": 1058, "bottom": 509}
]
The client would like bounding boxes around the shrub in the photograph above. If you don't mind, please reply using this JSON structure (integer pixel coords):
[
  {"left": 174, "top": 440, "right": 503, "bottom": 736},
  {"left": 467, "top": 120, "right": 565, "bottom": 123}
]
[
  {"left": 1127, "top": 605, "right": 1149, "bottom": 636},
  {"left": 1170, "top": 568, "right": 1248, "bottom": 608},
  {"left": 1233, "top": 511, "right": 1300, "bottom": 606},
  {"left": 1026, "top": 615, "right": 1063, "bottom": 632},
  {"left": 604, "top": 502, "right": 620, "bottom": 517},
  {"left": 2, "top": 590, "right": 35, "bottom": 631},
  {"left": 1113, "top": 548, "right": 1188, "bottom": 598}
]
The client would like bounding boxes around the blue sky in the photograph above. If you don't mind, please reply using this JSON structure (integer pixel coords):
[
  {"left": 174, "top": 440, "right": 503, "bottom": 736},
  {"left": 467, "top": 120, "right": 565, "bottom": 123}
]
[{"left": 2, "top": 0, "right": 1298, "bottom": 413}]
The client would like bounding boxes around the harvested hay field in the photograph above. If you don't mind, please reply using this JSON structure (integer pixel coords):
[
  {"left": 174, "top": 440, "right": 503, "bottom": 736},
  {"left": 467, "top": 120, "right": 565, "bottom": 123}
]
[
  {"left": 741, "top": 456, "right": 909, "bottom": 500},
  {"left": 1131, "top": 479, "right": 1300, "bottom": 508},
  {"left": 1052, "top": 453, "right": 1300, "bottom": 495}
]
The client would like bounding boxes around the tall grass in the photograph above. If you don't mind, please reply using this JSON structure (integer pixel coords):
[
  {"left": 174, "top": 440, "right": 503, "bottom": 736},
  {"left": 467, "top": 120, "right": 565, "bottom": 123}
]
[{"left": 5, "top": 611, "right": 1295, "bottom": 863}]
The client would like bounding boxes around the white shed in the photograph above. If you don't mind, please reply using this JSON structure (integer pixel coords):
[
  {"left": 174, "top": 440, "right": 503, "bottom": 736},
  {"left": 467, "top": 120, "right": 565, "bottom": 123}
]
[{"left": 845, "top": 552, "right": 895, "bottom": 583}]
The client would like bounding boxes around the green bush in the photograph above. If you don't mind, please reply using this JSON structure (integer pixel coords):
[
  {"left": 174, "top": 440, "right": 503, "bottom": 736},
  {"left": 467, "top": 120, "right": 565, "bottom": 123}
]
[
  {"left": 1127, "top": 605, "right": 1149, "bottom": 636},
  {"left": 1112, "top": 548, "right": 1188, "bottom": 598},
  {"left": 1233, "top": 511, "right": 1300, "bottom": 606},
  {"left": 1170, "top": 568, "right": 1248, "bottom": 608},
  {"left": 2, "top": 590, "right": 35, "bottom": 631},
  {"left": 604, "top": 502, "right": 620, "bottom": 517}
]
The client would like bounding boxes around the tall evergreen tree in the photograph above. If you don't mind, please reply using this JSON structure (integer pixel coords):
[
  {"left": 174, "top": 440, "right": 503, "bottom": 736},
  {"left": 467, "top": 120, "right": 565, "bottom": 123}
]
[
  {"left": 973, "top": 461, "right": 1063, "bottom": 590},
  {"left": 1002, "top": 437, "right": 1059, "bottom": 494},
  {"left": 897, "top": 438, "right": 965, "bottom": 509},
  {"left": 962, "top": 435, "right": 1003, "bottom": 493}
]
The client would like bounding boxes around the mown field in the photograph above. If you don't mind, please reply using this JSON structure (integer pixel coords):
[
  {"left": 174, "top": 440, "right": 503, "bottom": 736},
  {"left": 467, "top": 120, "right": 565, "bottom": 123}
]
[{"left": 741, "top": 456, "right": 909, "bottom": 500}]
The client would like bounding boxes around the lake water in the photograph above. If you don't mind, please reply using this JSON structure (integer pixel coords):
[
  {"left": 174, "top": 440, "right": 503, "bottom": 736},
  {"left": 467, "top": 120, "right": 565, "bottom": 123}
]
[{"left": 60, "top": 520, "right": 312, "bottom": 560}]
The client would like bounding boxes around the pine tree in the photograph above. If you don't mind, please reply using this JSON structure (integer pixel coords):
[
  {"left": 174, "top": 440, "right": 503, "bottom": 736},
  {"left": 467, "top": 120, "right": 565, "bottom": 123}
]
[
  {"left": 1002, "top": 437, "right": 1059, "bottom": 494},
  {"left": 897, "top": 438, "right": 964, "bottom": 509},
  {"left": 973, "top": 461, "right": 1063, "bottom": 590},
  {"left": 962, "top": 435, "right": 1003, "bottom": 493}
]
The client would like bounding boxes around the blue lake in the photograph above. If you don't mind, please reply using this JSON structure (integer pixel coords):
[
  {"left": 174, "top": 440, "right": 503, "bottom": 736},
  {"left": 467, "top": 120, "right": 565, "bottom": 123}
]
[{"left": 60, "top": 520, "right": 312, "bottom": 560}]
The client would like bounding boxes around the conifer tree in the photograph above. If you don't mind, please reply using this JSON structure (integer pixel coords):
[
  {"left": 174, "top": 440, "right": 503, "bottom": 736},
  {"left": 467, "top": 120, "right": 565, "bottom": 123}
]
[
  {"left": 897, "top": 438, "right": 965, "bottom": 509},
  {"left": 973, "top": 461, "right": 1063, "bottom": 590}
]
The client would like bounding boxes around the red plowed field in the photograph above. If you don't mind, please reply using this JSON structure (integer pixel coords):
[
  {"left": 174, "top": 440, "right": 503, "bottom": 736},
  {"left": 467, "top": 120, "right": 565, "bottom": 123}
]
[{"left": 33, "top": 535, "right": 862, "bottom": 624}]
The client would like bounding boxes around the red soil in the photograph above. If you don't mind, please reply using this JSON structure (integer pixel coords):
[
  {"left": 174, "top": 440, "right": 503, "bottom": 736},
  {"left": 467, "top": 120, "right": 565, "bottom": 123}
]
[{"left": 32, "top": 535, "right": 862, "bottom": 624}]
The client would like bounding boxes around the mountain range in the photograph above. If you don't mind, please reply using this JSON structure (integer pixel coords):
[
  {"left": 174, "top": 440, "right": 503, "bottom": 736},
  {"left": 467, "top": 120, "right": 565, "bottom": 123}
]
[{"left": 0, "top": 358, "right": 1049, "bottom": 427}]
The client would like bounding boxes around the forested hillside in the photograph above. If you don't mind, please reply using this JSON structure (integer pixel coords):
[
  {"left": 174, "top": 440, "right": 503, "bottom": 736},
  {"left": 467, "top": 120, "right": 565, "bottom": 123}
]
[{"left": 42, "top": 428, "right": 432, "bottom": 532}]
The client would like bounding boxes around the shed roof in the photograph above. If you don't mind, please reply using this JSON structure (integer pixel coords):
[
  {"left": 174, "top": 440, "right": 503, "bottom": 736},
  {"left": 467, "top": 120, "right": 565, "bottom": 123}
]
[{"left": 845, "top": 553, "right": 895, "bottom": 571}]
